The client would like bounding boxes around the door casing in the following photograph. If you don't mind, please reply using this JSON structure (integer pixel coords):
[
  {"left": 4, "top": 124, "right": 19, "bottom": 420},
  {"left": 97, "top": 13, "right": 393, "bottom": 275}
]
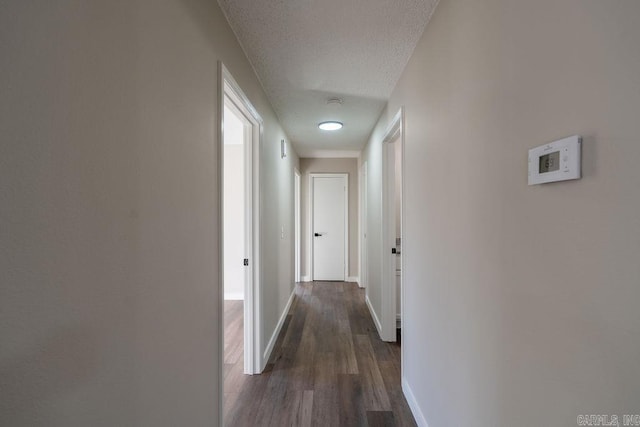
[
  {"left": 359, "top": 161, "right": 368, "bottom": 289},
  {"left": 218, "top": 63, "right": 264, "bottom": 422},
  {"left": 380, "top": 108, "right": 405, "bottom": 343},
  {"left": 294, "top": 168, "right": 301, "bottom": 283}
]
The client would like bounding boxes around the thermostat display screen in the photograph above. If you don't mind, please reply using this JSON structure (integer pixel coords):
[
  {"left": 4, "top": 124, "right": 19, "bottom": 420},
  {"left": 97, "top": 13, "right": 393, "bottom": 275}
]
[
  {"left": 528, "top": 135, "right": 581, "bottom": 185},
  {"left": 539, "top": 151, "right": 560, "bottom": 173}
]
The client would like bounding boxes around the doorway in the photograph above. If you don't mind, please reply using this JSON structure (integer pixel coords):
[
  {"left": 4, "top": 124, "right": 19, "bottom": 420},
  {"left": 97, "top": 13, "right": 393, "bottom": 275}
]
[
  {"left": 220, "top": 63, "right": 263, "bottom": 424},
  {"left": 222, "top": 94, "right": 249, "bottom": 393},
  {"left": 381, "top": 108, "right": 404, "bottom": 343},
  {"left": 360, "top": 161, "right": 368, "bottom": 289},
  {"left": 219, "top": 64, "right": 264, "bottom": 427},
  {"left": 294, "top": 169, "right": 301, "bottom": 283},
  {"left": 310, "top": 173, "right": 348, "bottom": 281}
]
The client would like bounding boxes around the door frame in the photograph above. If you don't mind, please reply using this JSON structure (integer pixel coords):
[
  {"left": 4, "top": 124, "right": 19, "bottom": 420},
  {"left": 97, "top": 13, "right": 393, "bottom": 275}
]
[
  {"left": 359, "top": 161, "right": 368, "bottom": 289},
  {"left": 222, "top": 96, "right": 251, "bottom": 303},
  {"left": 380, "top": 107, "right": 404, "bottom": 342},
  {"left": 294, "top": 168, "right": 301, "bottom": 283},
  {"left": 309, "top": 173, "right": 349, "bottom": 281},
  {"left": 218, "top": 62, "right": 263, "bottom": 402}
]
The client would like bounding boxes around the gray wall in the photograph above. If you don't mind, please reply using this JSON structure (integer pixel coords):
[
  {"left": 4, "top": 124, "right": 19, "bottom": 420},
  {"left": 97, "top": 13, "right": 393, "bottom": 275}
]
[
  {"left": 362, "top": 0, "right": 640, "bottom": 425},
  {"left": 0, "top": 0, "right": 298, "bottom": 425},
  {"left": 300, "top": 158, "right": 359, "bottom": 280}
]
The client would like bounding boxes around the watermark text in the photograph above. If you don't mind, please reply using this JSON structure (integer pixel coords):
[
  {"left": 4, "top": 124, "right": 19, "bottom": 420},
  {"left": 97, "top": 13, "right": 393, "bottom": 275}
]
[{"left": 577, "top": 415, "right": 640, "bottom": 426}]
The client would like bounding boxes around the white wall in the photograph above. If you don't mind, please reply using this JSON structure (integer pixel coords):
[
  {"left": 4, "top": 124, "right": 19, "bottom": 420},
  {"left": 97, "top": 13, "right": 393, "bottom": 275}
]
[
  {"left": 0, "top": 0, "right": 298, "bottom": 425},
  {"left": 223, "top": 109, "right": 245, "bottom": 300},
  {"left": 299, "top": 158, "right": 359, "bottom": 280},
  {"left": 361, "top": 122, "right": 386, "bottom": 328},
  {"left": 361, "top": 0, "right": 640, "bottom": 425}
]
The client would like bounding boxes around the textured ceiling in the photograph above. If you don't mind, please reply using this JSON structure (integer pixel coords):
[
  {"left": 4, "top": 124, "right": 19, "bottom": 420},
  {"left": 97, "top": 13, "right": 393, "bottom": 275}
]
[{"left": 218, "top": 0, "right": 439, "bottom": 157}]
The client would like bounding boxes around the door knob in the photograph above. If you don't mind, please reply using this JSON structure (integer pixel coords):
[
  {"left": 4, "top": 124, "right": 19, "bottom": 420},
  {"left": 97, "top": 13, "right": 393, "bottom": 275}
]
[{"left": 314, "top": 233, "right": 322, "bottom": 237}]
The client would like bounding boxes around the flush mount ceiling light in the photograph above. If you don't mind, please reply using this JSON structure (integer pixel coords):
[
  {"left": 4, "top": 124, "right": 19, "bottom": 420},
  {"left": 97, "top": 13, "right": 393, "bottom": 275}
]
[{"left": 318, "top": 121, "right": 343, "bottom": 131}]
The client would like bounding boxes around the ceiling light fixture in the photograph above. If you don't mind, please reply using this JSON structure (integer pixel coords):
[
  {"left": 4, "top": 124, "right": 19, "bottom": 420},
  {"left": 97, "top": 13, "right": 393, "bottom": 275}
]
[{"left": 318, "top": 121, "right": 343, "bottom": 131}]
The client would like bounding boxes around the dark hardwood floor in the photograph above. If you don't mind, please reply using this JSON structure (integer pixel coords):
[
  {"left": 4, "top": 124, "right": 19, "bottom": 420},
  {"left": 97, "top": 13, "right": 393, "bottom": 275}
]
[
  {"left": 223, "top": 281, "right": 416, "bottom": 427},
  {"left": 224, "top": 299, "right": 244, "bottom": 417}
]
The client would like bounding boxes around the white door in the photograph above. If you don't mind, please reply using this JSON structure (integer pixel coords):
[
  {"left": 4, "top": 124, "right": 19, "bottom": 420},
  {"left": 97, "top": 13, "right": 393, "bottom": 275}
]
[{"left": 312, "top": 175, "right": 347, "bottom": 281}]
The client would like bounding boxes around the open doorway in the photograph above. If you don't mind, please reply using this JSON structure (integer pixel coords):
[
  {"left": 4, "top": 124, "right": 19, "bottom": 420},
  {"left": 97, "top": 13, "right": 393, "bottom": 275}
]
[
  {"left": 222, "top": 97, "right": 248, "bottom": 416},
  {"left": 219, "top": 63, "right": 263, "bottom": 425},
  {"left": 360, "top": 161, "right": 368, "bottom": 289},
  {"left": 390, "top": 131, "right": 402, "bottom": 333},
  {"left": 381, "top": 108, "right": 404, "bottom": 343},
  {"left": 294, "top": 169, "right": 301, "bottom": 283}
]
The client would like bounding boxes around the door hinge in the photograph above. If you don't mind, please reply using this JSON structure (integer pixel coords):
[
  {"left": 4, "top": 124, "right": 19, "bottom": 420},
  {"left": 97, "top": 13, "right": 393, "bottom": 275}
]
[{"left": 243, "top": 258, "right": 249, "bottom": 266}]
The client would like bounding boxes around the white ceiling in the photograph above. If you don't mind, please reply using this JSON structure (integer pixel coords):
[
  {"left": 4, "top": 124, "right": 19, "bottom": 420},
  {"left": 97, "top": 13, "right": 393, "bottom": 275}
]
[{"left": 218, "top": 0, "right": 439, "bottom": 157}]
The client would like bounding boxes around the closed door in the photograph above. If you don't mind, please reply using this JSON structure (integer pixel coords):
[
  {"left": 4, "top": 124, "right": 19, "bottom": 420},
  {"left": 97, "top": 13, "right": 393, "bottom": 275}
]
[{"left": 312, "top": 175, "right": 347, "bottom": 281}]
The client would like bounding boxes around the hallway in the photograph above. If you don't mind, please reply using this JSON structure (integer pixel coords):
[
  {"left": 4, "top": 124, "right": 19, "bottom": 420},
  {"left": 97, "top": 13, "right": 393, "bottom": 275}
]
[{"left": 224, "top": 282, "right": 416, "bottom": 426}]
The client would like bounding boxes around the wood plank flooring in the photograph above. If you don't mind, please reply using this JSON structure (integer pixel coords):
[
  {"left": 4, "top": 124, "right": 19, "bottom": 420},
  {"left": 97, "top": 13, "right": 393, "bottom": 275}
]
[
  {"left": 224, "top": 300, "right": 244, "bottom": 415},
  {"left": 223, "top": 281, "right": 416, "bottom": 427}
]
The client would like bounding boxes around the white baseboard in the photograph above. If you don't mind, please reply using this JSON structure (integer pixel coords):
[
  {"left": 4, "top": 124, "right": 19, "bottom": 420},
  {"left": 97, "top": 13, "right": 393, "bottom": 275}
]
[
  {"left": 262, "top": 289, "right": 296, "bottom": 369},
  {"left": 365, "top": 295, "right": 382, "bottom": 336},
  {"left": 346, "top": 276, "right": 359, "bottom": 284},
  {"left": 301, "top": 275, "right": 312, "bottom": 282},
  {"left": 224, "top": 292, "right": 244, "bottom": 301},
  {"left": 402, "top": 378, "right": 429, "bottom": 427}
]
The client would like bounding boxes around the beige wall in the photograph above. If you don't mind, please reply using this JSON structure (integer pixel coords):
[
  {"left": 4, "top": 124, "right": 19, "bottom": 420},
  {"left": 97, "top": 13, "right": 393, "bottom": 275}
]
[
  {"left": 362, "top": 0, "right": 640, "bottom": 425},
  {"left": 300, "top": 158, "right": 359, "bottom": 280},
  {"left": 0, "top": 0, "right": 298, "bottom": 425}
]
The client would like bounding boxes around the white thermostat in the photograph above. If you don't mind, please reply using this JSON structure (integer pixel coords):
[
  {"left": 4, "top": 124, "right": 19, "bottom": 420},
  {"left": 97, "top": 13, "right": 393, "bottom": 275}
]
[{"left": 528, "top": 135, "right": 582, "bottom": 185}]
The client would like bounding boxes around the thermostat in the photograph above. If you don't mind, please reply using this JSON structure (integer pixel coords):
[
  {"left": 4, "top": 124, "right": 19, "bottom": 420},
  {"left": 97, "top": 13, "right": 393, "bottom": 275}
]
[{"left": 528, "top": 135, "right": 582, "bottom": 185}]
